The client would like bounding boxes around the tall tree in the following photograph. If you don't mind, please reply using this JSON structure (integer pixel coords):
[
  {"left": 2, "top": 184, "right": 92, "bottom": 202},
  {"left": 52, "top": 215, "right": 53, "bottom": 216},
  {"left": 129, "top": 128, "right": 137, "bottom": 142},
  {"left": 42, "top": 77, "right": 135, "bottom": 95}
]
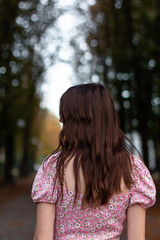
[
  {"left": 72, "top": 0, "right": 160, "bottom": 169},
  {"left": 0, "top": 0, "right": 59, "bottom": 183}
]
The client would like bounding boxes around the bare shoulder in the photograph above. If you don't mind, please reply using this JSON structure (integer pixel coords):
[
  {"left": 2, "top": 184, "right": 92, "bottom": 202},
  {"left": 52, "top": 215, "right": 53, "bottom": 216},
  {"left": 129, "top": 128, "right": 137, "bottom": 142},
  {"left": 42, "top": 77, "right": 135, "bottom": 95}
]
[
  {"left": 120, "top": 178, "right": 129, "bottom": 195},
  {"left": 64, "top": 156, "right": 85, "bottom": 194}
]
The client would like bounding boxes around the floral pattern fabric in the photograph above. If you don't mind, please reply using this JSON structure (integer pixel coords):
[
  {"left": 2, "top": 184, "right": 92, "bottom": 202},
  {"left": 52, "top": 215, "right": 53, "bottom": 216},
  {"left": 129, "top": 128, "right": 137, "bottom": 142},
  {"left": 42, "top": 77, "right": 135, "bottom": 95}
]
[{"left": 31, "top": 153, "right": 156, "bottom": 240}]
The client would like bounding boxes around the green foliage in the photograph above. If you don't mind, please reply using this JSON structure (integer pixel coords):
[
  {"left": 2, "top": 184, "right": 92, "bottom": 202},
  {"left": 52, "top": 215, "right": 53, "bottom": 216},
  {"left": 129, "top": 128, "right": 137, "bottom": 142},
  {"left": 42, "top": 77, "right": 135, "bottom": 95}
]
[
  {"left": 0, "top": 0, "right": 58, "bottom": 182},
  {"left": 72, "top": 0, "right": 160, "bottom": 169}
]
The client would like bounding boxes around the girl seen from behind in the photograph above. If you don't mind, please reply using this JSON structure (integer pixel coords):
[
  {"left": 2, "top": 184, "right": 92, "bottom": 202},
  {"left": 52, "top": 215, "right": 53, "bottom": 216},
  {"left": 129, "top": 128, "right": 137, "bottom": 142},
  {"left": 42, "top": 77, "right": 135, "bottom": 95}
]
[{"left": 31, "top": 83, "right": 156, "bottom": 240}]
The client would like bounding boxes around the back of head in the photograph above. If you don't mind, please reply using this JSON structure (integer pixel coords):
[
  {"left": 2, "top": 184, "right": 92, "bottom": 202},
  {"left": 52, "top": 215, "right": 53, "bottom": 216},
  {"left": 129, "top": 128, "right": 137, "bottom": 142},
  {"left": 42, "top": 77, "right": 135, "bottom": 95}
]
[
  {"left": 59, "top": 83, "right": 120, "bottom": 151},
  {"left": 56, "top": 83, "right": 133, "bottom": 208}
]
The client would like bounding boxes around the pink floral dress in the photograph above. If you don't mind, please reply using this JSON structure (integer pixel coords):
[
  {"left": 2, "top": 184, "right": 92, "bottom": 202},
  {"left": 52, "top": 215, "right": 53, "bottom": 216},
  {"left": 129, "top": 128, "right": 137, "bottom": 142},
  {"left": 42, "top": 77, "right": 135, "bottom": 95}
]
[{"left": 31, "top": 153, "right": 156, "bottom": 240}]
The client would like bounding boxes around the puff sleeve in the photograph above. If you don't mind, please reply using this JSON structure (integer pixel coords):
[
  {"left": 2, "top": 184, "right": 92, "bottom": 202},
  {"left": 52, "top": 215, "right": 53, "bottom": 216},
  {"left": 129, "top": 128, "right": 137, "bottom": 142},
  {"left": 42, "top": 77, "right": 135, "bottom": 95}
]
[
  {"left": 128, "top": 155, "right": 156, "bottom": 209},
  {"left": 31, "top": 153, "right": 60, "bottom": 204}
]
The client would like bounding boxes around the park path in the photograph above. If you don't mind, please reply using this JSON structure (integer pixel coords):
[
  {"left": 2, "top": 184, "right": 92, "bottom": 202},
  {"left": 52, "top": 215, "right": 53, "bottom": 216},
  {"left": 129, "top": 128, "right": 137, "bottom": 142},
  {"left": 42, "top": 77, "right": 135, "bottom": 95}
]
[
  {"left": 0, "top": 176, "right": 36, "bottom": 240},
  {"left": 0, "top": 176, "right": 159, "bottom": 240}
]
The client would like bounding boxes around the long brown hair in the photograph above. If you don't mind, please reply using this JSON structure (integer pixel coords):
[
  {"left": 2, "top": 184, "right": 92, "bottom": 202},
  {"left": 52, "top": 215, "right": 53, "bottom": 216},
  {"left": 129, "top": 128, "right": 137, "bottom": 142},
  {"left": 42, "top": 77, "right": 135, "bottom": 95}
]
[{"left": 46, "top": 83, "right": 136, "bottom": 208}]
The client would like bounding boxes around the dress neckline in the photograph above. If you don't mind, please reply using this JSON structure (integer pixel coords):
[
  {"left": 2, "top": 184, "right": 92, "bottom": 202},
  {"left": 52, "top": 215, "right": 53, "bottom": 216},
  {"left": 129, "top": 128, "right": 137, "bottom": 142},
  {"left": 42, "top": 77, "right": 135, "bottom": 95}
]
[
  {"left": 63, "top": 169, "right": 130, "bottom": 199},
  {"left": 63, "top": 157, "right": 130, "bottom": 199}
]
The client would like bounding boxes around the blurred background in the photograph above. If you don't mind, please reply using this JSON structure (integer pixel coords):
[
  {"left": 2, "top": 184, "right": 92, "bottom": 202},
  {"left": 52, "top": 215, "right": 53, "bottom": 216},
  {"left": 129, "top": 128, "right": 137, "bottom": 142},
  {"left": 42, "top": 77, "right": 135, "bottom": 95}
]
[{"left": 0, "top": 0, "right": 159, "bottom": 239}]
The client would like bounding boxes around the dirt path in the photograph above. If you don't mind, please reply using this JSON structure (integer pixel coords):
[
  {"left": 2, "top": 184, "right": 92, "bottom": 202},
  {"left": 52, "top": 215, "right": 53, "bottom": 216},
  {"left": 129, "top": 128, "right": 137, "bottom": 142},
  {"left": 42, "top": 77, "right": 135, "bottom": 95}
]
[{"left": 0, "top": 176, "right": 36, "bottom": 240}]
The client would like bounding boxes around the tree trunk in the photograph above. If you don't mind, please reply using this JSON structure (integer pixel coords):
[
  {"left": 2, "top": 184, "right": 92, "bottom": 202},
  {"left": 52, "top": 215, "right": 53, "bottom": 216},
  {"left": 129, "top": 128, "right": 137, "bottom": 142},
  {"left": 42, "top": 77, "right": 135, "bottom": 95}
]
[
  {"left": 4, "top": 134, "right": 15, "bottom": 184},
  {"left": 139, "top": 125, "right": 149, "bottom": 167},
  {"left": 155, "top": 0, "right": 160, "bottom": 171},
  {"left": 20, "top": 125, "right": 30, "bottom": 177},
  {"left": 123, "top": 0, "right": 151, "bottom": 166}
]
